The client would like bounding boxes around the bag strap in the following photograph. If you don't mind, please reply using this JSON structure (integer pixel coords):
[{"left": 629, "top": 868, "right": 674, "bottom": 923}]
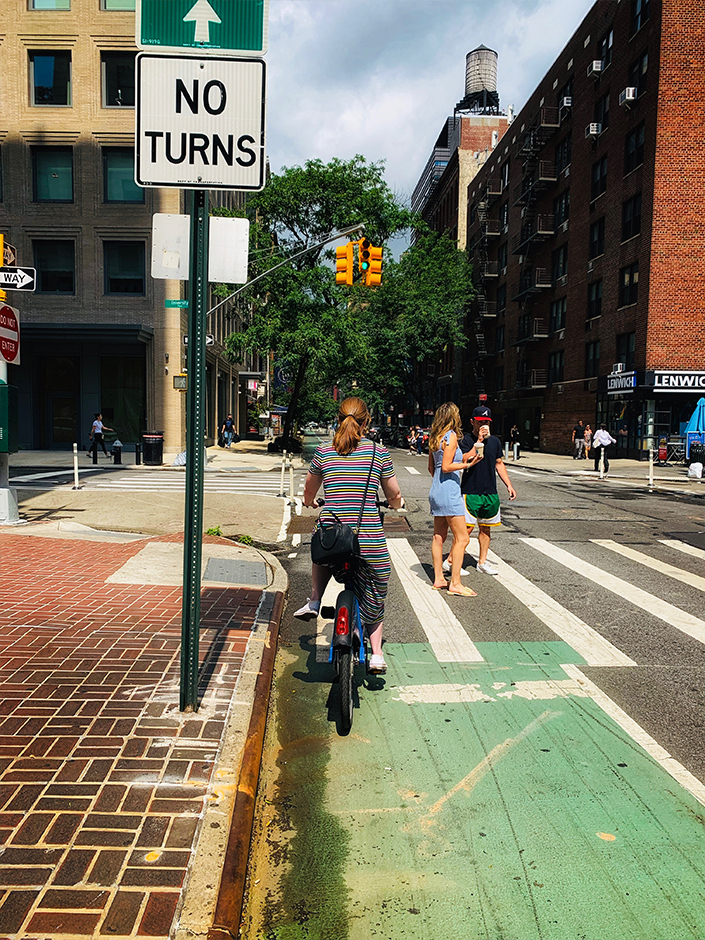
[{"left": 354, "top": 442, "right": 376, "bottom": 534}]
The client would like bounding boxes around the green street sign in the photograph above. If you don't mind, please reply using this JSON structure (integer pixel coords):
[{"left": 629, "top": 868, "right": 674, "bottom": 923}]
[
  {"left": 165, "top": 299, "right": 189, "bottom": 308},
  {"left": 136, "top": 0, "right": 269, "bottom": 56}
]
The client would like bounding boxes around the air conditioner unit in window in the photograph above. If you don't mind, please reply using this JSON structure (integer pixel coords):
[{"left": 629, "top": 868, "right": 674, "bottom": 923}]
[
  {"left": 587, "top": 60, "right": 604, "bottom": 77},
  {"left": 619, "top": 86, "right": 638, "bottom": 107},
  {"left": 587, "top": 260, "right": 595, "bottom": 272},
  {"left": 557, "top": 330, "right": 565, "bottom": 340},
  {"left": 560, "top": 96, "right": 573, "bottom": 109},
  {"left": 585, "top": 122, "right": 602, "bottom": 138},
  {"left": 561, "top": 220, "right": 569, "bottom": 233},
  {"left": 612, "top": 362, "right": 625, "bottom": 373},
  {"left": 556, "top": 384, "right": 565, "bottom": 394}
]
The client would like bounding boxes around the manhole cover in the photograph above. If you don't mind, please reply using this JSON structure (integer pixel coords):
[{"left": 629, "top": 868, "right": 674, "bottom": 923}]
[{"left": 203, "top": 557, "right": 267, "bottom": 586}]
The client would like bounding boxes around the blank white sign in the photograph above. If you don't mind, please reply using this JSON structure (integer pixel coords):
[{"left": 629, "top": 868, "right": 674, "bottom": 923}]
[{"left": 208, "top": 216, "right": 249, "bottom": 283}]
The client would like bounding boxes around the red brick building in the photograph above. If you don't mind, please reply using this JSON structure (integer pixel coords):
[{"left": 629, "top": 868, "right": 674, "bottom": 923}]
[{"left": 463, "top": 0, "right": 705, "bottom": 457}]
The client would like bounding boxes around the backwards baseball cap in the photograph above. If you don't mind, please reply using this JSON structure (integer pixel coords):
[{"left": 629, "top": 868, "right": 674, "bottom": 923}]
[{"left": 472, "top": 405, "right": 492, "bottom": 422}]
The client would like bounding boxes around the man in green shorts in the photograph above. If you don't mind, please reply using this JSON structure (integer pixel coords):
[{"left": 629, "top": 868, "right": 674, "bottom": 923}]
[{"left": 459, "top": 406, "right": 517, "bottom": 575}]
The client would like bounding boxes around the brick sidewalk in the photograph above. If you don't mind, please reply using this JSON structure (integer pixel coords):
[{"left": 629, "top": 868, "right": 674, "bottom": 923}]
[{"left": 0, "top": 532, "right": 263, "bottom": 939}]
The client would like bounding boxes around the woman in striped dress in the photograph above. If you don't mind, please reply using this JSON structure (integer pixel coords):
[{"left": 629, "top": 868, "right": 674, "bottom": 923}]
[{"left": 299, "top": 397, "right": 404, "bottom": 674}]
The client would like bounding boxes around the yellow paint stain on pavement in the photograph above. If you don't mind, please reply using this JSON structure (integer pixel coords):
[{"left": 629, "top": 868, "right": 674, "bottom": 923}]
[
  {"left": 597, "top": 832, "right": 617, "bottom": 841},
  {"left": 144, "top": 851, "right": 161, "bottom": 861}
]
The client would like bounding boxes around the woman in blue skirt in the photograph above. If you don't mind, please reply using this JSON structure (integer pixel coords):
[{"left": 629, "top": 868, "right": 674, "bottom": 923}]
[{"left": 428, "top": 402, "right": 480, "bottom": 596}]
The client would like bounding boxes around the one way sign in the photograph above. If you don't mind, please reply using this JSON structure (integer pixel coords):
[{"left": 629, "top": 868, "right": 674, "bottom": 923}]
[{"left": 0, "top": 267, "right": 36, "bottom": 292}]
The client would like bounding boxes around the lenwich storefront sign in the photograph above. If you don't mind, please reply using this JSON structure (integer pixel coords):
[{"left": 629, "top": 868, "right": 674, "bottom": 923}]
[{"left": 650, "top": 370, "right": 705, "bottom": 392}]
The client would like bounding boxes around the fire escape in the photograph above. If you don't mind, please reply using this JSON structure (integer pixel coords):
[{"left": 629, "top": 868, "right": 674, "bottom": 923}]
[
  {"left": 470, "top": 177, "right": 503, "bottom": 394},
  {"left": 510, "top": 106, "right": 560, "bottom": 390}
]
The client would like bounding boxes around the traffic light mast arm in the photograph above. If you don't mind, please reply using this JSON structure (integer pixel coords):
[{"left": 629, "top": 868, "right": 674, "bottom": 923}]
[{"left": 206, "top": 223, "right": 365, "bottom": 317}]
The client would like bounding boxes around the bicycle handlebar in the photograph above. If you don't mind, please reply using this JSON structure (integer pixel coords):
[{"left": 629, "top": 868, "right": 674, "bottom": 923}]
[{"left": 313, "top": 497, "right": 406, "bottom": 512}]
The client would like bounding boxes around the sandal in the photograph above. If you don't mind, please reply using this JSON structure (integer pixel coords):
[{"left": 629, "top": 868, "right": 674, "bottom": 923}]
[
  {"left": 448, "top": 586, "right": 478, "bottom": 597},
  {"left": 432, "top": 582, "right": 448, "bottom": 590}
]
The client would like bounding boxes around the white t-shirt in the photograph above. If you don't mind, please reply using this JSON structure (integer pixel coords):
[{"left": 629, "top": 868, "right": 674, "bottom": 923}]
[{"left": 92, "top": 420, "right": 104, "bottom": 436}]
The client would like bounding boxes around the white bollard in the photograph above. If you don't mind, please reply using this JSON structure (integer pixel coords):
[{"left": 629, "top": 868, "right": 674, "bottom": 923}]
[
  {"left": 279, "top": 451, "right": 287, "bottom": 497},
  {"left": 513, "top": 443, "right": 519, "bottom": 461},
  {"left": 289, "top": 458, "right": 295, "bottom": 504},
  {"left": 648, "top": 447, "right": 654, "bottom": 491},
  {"left": 72, "top": 442, "right": 82, "bottom": 490},
  {"left": 599, "top": 446, "right": 605, "bottom": 479},
  {"left": 504, "top": 442, "right": 510, "bottom": 461}
]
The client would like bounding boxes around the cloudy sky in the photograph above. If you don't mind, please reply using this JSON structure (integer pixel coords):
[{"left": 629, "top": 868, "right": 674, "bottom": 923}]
[{"left": 265, "top": 0, "right": 594, "bottom": 211}]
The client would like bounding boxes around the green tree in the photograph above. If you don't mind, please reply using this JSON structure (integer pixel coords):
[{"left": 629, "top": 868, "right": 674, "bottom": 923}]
[
  {"left": 360, "top": 228, "right": 475, "bottom": 413},
  {"left": 222, "top": 156, "right": 413, "bottom": 445}
]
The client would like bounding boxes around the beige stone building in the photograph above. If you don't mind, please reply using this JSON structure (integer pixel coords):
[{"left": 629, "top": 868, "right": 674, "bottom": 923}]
[{"left": 0, "top": 0, "right": 256, "bottom": 454}]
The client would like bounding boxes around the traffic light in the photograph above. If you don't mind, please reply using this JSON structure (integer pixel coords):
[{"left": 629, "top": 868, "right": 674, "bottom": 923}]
[
  {"left": 365, "top": 245, "right": 383, "bottom": 286},
  {"left": 358, "top": 238, "right": 371, "bottom": 275},
  {"left": 335, "top": 242, "right": 354, "bottom": 285}
]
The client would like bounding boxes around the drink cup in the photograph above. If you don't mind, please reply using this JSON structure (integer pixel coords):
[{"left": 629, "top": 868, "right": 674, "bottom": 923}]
[{"left": 475, "top": 441, "right": 484, "bottom": 458}]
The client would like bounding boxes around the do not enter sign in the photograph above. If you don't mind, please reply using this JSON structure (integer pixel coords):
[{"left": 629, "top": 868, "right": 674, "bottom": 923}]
[{"left": 0, "top": 304, "right": 20, "bottom": 365}]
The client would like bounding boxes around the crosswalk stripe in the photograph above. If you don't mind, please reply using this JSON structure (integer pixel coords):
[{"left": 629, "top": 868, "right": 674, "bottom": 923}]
[
  {"left": 405, "top": 466, "right": 421, "bottom": 475},
  {"left": 478, "top": 547, "right": 635, "bottom": 666},
  {"left": 593, "top": 539, "right": 705, "bottom": 594},
  {"left": 562, "top": 664, "right": 705, "bottom": 808},
  {"left": 659, "top": 539, "right": 705, "bottom": 562},
  {"left": 522, "top": 537, "right": 705, "bottom": 646},
  {"left": 387, "top": 539, "right": 484, "bottom": 663}
]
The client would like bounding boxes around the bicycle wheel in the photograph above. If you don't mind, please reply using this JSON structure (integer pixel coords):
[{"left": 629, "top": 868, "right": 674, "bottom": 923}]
[{"left": 338, "top": 647, "right": 354, "bottom": 732}]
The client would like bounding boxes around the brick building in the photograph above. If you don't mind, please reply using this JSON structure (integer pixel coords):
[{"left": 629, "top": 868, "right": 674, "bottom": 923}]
[
  {"left": 463, "top": 0, "right": 705, "bottom": 457},
  {"left": 0, "top": 0, "right": 260, "bottom": 454}
]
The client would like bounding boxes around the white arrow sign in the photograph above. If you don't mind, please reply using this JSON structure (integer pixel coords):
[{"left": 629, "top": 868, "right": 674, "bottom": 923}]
[
  {"left": 183, "top": 0, "right": 221, "bottom": 44},
  {"left": 0, "top": 267, "right": 36, "bottom": 292}
]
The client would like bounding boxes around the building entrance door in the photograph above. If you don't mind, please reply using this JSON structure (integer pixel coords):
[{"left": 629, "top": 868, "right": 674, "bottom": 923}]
[{"left": 48, "top": 395, "right": 79, "bottom": 449}]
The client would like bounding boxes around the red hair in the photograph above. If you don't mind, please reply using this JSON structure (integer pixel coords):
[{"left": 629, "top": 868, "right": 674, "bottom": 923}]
[{"left": 332, "top": 397, "right": 370, "bottom": 455}]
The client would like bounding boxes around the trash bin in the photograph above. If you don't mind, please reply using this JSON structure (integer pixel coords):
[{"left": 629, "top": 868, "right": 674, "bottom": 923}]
[{"left": 142, "top": 431, "right": 164, "bottom": 466}]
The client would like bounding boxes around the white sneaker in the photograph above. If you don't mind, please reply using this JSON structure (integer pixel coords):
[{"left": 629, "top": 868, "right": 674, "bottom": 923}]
[
  {"left": 293, "top": 598, "right": 320, "bottom": 620},
  {"left": 368, "top": 654, "right": 387, "bottom": 674},
  {"left": 442, "top": 559, "right": 470, "bottom": 576},
  {"left": 477, "top": 561, "right": 498, "bottom": 576}
]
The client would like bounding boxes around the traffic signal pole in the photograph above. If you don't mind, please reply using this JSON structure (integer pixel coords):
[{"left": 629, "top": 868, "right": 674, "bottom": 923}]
[{"left": 180, "top": 189, "right": 209, "bottom": 712}]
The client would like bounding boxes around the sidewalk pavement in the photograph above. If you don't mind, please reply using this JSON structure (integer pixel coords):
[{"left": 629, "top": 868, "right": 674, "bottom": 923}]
[{"left": 0, "top": 523, "right": 287, "bottom": 940}]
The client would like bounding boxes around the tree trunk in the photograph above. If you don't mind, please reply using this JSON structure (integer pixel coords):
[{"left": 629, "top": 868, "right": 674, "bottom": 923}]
[{"left": 282, "top": 353, "right": 308, "bottom": 444}]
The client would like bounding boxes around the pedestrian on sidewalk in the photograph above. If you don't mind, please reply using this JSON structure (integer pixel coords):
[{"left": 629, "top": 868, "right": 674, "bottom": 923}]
[
  {"left": 297, "top": 396, "right": 404, "bottom": 674},
  {"left": 408, "top": 427, "right": 418, "bottom": 455},
  {"left": 459, "top": 405, "right": 517, "bottom": 576},
  {"left": 592, "top": 424, "right": 616, "bottom": 473},
  {"left": 428, "top": 402, "right": 478, "bottom": 596},
  {"left": 583, "top": 423, "right": 593, "bottom": 459},
  {"left": 510, "top": 423, "right": 521, "bottom": 460},
  {"left": 221, "top": 414, "right": 236, "bottom": 448},
  {"left": 89, "top": 413, "right": 113, "bottom": 458},
  {"left": 572, "top": 419, "right": 586, "bottom": 459}
]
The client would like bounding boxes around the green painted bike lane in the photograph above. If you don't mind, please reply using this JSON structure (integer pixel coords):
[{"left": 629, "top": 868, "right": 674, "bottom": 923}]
[{"left": 244, "top": 639, "right": 705, "bottom": 940}]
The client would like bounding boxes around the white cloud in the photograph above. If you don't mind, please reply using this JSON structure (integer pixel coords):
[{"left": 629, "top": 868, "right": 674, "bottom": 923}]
[{"left": 266, "top": 0, "right": 594, "bottom": 200}]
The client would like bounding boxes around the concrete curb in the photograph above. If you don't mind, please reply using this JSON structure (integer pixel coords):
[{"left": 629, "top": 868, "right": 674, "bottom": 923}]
[{"left": 175, "top": 549, "right": 288, "bottom": 940}]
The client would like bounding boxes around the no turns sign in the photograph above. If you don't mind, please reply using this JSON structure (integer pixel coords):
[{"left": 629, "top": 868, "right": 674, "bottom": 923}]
[
  {"left": 0, "top": 304, "right": 20, "bottom": 365},
  {"left": 136, "top": 53, "right": 266, "bottom": 190}
]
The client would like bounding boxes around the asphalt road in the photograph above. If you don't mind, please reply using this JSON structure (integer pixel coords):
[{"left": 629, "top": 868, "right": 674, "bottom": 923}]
[{"left": 242, "top": 437, "right": 705, "bottom": 940}]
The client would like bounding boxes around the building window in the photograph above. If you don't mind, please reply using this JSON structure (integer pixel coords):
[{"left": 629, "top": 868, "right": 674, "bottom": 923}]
[
  {"left": 101, "top": 53, "right": 136, "bottom": 108},
  {"left": 103, "top": 148, "right": 144, "bottom": 203},
  {"left": 557, "top": 77, "right": 573, "bottom": 107},
  {"left": 496, "top": 283, "right": 506, "bottom": 313},
  {"left": 549, "top": 350, "right": 565, "bottom": 384},
  {"left": 598, "top": 28, "right": 614, "bottom": 68},
  {"left": 586, "top": 341, "right": 600, "bottom": 378},
  {"left": 591, "top": 156, "right": 607, "bottom": 201},
  {"left": 552, "top": 243, "right": 568, "bottom": 283},
  {"left": 500, "top": 201, "right": 509, "bottom": 227},
  {"left": 34, "top": 240, "right": 75, "bottom": 293},
  {"left": 587, "top": 280, "right": 602, "bottom": 320},
  {"left": 622, "top": 192, "right": 642, "bottom": 240},
  {"left": 32, "top": 147, "right": 73, "bottom": 202},
  {"left": 30, "top": 0, "right": 71, "bottom": 7},
  {"left": 619, "top": 263, "right": 639, "bottom": 307},
  {"left": 500, "top": 160, "right": 510, "bottom": 191},
  {"left": 625, "top": 122, "right": 645, "bottom": 174},
  {"left": 630, "top": 0, "right": 650, "bottom": 36},
  {"left": 617, "top": 332, "right": 636, "bottom": 371},
  {"left": 29, "top": 51, "right": 71, "bottom": 106},
  {"left": 104, "top": 242, "right": 145, "bottom": 294},
  {"left": 550, "top": 297, "right": 566, "bottom": 333},
  {"left": 496, "top": 325, "right": 505, "bottom": 352},
  {"left": 101, "top": 0, "right": 136, "bottom": 7},
  {"left": 555, "top": 135, "right": 572, "bottom": 174},
  {"left": 498, "top": 242, "right": 508, "bottom": 272},
  {"left": 589, "top": 217, "right": 605, "bottom": 259},
  {"left": 628, "top": 50, "right": 649, "bottom": 96},
  {"left": 103, "top": 242, "right": 145, "bottom": 294},
  {"left": 554, "top": 189, "right": 570, "bottom": 227},
  {"left": 594, "top": 92, "right": 610, "bottom": 132},
  {"left": 494, "top": 366, "right": 504, "bottom": 392}
]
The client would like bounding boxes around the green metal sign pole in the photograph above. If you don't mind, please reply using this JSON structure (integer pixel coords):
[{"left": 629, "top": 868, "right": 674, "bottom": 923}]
[{"left": 180, "top": 188, "right": 209, "bottom": 711}]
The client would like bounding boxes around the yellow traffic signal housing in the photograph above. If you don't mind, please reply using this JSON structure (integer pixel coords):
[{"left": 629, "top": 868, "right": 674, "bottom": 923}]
[
  {"left": 366, "top": 245, "right": 383, "bottom": 286},
  {"left": 335, "top": 242, "right": 354, "bottom": 285},
  {"left": 358, "top": 238, "right": 371, "bottom": 275}
]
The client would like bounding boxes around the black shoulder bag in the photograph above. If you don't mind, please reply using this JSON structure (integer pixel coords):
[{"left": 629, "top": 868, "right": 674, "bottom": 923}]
[{"left": 310, "top": 443, "right": 377, "bottom": 569}]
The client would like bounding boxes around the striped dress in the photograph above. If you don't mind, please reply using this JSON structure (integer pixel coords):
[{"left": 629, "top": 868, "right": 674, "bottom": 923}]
[{"left": 310, "top": 439, "right": 395, "bottom": 628}]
